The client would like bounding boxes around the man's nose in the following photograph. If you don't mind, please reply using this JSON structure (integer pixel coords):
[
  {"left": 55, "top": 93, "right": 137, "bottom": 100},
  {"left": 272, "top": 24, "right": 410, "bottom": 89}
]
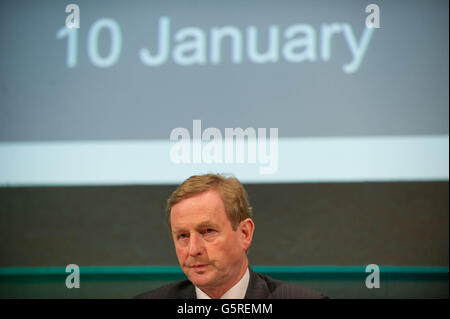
[{"left": 188, "top": 233, "right": 204, "bottom": 257}]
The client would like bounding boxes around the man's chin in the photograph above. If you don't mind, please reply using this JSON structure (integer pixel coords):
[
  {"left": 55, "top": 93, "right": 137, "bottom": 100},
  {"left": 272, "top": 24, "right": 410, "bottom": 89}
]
[{"left": 187, "top": 269, "right": 214, "bottom": 287}]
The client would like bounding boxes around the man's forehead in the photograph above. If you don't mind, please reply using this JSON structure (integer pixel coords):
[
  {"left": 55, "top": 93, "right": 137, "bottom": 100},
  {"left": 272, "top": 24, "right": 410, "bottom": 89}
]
[
  {"left": 171, "top": 191, "right": 225, "bottom": 217},
  {"left": 171, "top": 205, "right": 226, "bottom": 226},
  {"left": 174, "top": 190, "right": 224, "bottom": 209},
  {"left": 170, "top": 190, "right": 228, "bottom": 228}
]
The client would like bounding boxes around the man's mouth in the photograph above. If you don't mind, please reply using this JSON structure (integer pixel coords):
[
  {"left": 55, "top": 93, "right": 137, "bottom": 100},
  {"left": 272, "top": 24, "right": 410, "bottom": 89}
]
[{"left": 191, "top": 264, "right": 208, "bottom": 269}]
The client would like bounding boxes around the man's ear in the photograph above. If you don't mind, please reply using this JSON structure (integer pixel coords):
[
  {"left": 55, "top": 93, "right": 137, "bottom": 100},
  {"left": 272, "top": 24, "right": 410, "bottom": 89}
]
[{"left": 238, "top": 218, "right": 255, "bottom": 251}]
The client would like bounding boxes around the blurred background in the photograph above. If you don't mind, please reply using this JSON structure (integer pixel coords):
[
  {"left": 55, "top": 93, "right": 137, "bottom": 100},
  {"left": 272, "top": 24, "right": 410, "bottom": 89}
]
[{"left": 0, "top": 0, "right": 448, "bottom": 298}]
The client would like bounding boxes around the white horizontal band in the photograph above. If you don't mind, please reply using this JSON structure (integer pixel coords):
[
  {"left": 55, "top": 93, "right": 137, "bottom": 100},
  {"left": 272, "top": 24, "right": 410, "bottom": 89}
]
[{"left": 0, "top": 135, "right": 448, "bottom": 186}]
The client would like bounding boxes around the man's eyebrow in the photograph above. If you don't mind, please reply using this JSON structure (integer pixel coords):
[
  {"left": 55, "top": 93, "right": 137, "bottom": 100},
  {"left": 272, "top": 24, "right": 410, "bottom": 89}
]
[
  {"left": 172, "top": 222, "right": 220, "bottom": 233},
  {"left": 196, "top": 222, "right": 220, "bottom": 229},
  {"left": 172, "top": 227, "right": 188, "bottom": 234}
]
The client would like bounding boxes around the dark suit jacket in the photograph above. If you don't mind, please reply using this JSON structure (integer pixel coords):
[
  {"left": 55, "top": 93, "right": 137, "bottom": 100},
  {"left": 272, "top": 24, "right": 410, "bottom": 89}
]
[{"left": 134, "top": 268, "right": 328, "bottom": 299}]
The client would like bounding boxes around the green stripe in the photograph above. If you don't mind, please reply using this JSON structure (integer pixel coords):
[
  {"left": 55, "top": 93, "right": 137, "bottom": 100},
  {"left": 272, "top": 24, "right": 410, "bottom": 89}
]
[{"left": 0, "top": 265, "right": 448, "bottom": 278}]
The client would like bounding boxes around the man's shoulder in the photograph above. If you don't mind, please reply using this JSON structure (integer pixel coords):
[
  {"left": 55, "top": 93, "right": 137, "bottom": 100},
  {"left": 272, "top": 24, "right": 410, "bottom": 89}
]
[
  {"left": 134, "top": 269, "right": 328, "bottom": 299},
  {"left": 252, "top": 271, "right": 328, "bottom": 299},
  {"left": 134, "top": 279, "right": 195, "bottom": 299}
]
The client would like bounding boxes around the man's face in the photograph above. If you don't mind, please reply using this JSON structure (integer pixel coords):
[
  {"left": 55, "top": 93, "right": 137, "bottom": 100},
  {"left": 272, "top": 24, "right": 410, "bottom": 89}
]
[{"left": 170, "top": 190, "right": 248, "bottom": 290}]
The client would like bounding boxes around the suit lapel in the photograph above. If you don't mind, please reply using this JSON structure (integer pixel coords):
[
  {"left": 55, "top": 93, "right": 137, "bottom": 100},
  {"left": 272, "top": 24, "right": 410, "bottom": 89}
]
[
  {"left": 183, "top": 283, "right": 197, "bottom": 299},
  {"left": 244, "top": 267, "right": 272, "bottom": 299},
  {"left": 174, "top": 280, "right": 197, "bottom": 299}
]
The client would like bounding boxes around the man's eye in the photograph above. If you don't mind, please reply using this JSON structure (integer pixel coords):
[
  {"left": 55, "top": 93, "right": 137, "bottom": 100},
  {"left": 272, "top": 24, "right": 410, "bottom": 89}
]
[
  {"left": 203, "top": 229, "right": 215, "bottom": 235},
  {"left": 179, "top": 234, "right": 188, "bottom": 239}
]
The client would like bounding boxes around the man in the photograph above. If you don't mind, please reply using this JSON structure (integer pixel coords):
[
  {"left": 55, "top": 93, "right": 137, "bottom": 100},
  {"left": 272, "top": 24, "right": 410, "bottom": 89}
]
[{"left": 135, "top": 174, "right": 327, "bottom": 299}]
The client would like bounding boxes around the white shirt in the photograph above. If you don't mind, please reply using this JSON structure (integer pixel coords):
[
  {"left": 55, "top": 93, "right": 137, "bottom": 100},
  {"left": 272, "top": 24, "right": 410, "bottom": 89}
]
[{"left": 195, "top": 268, "right": 250, "bottom": 299}]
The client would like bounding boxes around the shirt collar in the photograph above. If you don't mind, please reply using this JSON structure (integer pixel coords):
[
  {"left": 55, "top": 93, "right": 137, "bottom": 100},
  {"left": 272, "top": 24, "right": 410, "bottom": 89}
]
[{"left": 195, "top": 268, "right": 250, "bottom": 299}]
